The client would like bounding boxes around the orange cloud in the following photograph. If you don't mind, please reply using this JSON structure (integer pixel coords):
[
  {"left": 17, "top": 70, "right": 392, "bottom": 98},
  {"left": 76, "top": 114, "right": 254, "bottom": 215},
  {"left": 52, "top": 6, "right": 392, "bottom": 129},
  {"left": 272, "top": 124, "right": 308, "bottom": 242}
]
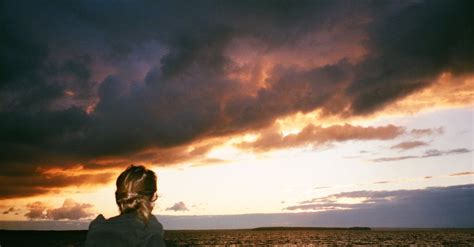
[
  {"left": 0, "top": 171, "right": 114, "bottom": 199},
  {"left": 237, "top": 124, "right": 405, "bottom": 152},
  {"left": 380, "top": 73, "right": 474, "bottom": 115}
]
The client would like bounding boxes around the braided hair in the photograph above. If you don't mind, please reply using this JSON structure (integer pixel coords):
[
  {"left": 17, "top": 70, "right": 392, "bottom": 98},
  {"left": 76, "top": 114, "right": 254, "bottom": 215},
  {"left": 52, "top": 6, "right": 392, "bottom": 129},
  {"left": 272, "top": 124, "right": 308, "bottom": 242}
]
[{"left": 115, "top": 165, "right": 157, "bottom": 224}]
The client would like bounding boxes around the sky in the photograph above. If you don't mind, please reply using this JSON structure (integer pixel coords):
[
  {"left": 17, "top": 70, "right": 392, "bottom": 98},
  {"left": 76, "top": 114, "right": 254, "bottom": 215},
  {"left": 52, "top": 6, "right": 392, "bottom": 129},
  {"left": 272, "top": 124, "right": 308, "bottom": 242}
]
[{"left": 0, "top": 0, "right": 473, "bottom": 230}]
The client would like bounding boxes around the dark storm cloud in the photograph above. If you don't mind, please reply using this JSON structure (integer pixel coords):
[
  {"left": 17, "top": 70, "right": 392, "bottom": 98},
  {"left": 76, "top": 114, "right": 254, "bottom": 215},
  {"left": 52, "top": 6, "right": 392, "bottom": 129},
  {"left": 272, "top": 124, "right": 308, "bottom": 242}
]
[
  {"left": 372, "top": 148, "right": 471, "bottom": 162},
  {"left": 1, "top": 0, "right": 473, "bottom": 198},
  {"left": 347, "top": 1, "right": 474, "bottom": 114}
]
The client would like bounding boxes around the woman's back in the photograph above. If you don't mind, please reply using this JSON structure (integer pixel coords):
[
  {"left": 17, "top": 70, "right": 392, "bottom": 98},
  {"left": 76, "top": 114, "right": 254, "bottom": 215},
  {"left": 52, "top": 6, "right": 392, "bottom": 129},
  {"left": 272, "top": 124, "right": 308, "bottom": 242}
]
[
  {"left": 85, "top": 212, "right": 165, "bottom": 247},
  {"left": 85, "top": 165, "right": 166, "bottom": 247}
]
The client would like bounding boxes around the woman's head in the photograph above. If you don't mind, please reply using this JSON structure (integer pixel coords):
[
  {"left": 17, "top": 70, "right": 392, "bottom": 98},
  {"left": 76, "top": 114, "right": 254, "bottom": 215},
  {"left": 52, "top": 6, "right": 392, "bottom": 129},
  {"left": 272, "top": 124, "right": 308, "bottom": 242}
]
[{"left": 115, "top": 165, "right": 158, "bottom": 224}]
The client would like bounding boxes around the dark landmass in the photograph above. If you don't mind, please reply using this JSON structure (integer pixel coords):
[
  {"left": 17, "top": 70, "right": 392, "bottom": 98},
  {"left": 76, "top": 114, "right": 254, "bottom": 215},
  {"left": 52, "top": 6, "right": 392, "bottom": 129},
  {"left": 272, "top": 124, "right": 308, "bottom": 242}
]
[
  {"left": 252, "top": 226, "right": 371, "bottom": 231},
  {"left": 0, "top": 230, "right": 87, "bottom": 247}
]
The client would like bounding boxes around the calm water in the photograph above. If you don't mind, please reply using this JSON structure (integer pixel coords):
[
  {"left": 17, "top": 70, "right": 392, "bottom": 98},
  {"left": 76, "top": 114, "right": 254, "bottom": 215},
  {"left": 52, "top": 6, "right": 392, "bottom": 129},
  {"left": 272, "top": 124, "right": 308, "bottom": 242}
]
[
  {"left": 164, "top": 229, "right": 474, "bottom": 246},
  {"left": 0, "top": 229, "right": 473, "bottom": 246}
]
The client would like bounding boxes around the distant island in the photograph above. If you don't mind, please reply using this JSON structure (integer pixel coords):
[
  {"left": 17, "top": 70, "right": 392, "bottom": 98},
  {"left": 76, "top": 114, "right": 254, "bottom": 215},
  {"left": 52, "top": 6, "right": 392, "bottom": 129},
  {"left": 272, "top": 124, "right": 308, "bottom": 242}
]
[{"left": 251, "top": 227, "right": 371, "bottom": 231}]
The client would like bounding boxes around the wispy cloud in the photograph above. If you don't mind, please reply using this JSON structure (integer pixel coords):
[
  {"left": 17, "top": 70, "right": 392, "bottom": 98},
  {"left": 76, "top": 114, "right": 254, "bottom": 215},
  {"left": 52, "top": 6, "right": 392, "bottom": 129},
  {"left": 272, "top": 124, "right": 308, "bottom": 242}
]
[
  {"left": 410, "top": 127, "right": 444, "bottom": 137},
  {"left": 372, "top": 148, "right": 471, "bottom": 162},
  {"left": 2, "top": 207, "right": 21, "bottom": 215},
  {"left": 422, "top": 148, "right": 471, "bottom": 157},
  {"left": 313, "top": 186, "right": 331, "bottom": 190},
  {"left": 450, "top": 171, "right": 474, "bottom": 176},
  {"left": 390, "top": 141, "right": 429, "bottom": 151}
]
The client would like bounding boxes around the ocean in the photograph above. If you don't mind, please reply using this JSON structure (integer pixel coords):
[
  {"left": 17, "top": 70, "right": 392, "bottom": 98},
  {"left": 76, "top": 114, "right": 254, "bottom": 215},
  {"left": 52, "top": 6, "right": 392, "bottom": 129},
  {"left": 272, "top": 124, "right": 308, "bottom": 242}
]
[{"left": 0, "top": 228, "right": 473, "bottom": 246}]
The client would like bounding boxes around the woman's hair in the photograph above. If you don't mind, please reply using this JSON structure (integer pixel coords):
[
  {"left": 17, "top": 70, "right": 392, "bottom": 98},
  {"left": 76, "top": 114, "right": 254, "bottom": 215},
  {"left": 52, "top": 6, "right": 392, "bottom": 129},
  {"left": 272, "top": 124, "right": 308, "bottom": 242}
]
[{"left": 115, "top": 165, "right": 157, "bottom": 224}]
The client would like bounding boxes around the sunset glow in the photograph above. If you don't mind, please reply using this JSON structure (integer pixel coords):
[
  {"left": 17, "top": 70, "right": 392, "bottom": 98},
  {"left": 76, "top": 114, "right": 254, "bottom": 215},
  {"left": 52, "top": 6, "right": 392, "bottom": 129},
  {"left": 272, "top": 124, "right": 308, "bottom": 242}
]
[{"left": 0, "top": 0, "right": 473, "bottom": 229}]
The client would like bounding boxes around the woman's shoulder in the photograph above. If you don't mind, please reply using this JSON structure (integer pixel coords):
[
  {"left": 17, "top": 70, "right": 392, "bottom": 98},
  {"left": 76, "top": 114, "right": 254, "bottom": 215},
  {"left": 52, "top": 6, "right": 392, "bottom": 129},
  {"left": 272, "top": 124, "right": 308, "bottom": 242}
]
[
  {"left": 88, "top": 214, "right": 107, "bottom": 230},
  {"left": 142, "top": 215, "right": 166, "bottom": 247},
  {"left": 85, "top": 214, "right": 136, "bottom": 246},
  {"left": 147, "top": 215, "right": 165, "bottom": 236}
]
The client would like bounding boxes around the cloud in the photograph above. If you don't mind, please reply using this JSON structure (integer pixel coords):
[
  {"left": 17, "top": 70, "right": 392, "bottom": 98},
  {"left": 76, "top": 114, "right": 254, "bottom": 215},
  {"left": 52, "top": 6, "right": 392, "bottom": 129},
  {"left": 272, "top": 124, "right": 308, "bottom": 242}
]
[
  {"left": 422, "top": 148, "right": 471, "bottom": 157},
  {"left": 390, "top": 141, "right": 429, "bottom": 151},
  {"left": 0, "top": 171, "right": 114, "bottom": 199},
  {"left": 371, "top": 156, "right": 418, "bottom": 162},
  {"left": 410, "top": 127, "right": 444, "bottom": 137},
  {"left": 24, "top": 199, "right": 94, "bottom": 220},
  {"left": 372, "top": 148, "right": 471, "bottom": 162},
  {"left": 190, "top": 158, "right": 230, "bottom": 167},
  {"left": 373, "top": 181, "right": 390, "bottom": 184},
  {"left": 284, "top": 184, "right": 474, "bottom": 214},
  {"left": 238, "top": 124, "right": 405, "bottom": 152},
  {"left": 24, "top": 202, "right": 48, "bottom": 220},
  {"left": 381, "top": 74, "right": 474, "bottom": 115},
  {"left": 46, "top": 199, "right": 94, "bottom": 220},
  {"left": 1, "top": 1, "right": 473, "bottom": 198},
  {"left": 346, "top": 1, "right": 474, "bottom": 114},
  {"left": 450, "top": 171, "right": 474, "bottom": 176},
  {"left": 166, "top": 201, "right": 189, "bottom": 212},
  {"left": 3, "top": 207, "right": 20, "bottom": 215},
  {"left": 313, "top": 186, "right": 330, "bottom": 190}
]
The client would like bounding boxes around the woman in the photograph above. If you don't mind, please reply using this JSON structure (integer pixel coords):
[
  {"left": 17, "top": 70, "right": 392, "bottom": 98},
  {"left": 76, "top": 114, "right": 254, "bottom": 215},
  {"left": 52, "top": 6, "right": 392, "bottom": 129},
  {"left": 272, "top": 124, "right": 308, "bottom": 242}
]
[{"left": 85, "top": 165, "right": 166, "bottom": 247}]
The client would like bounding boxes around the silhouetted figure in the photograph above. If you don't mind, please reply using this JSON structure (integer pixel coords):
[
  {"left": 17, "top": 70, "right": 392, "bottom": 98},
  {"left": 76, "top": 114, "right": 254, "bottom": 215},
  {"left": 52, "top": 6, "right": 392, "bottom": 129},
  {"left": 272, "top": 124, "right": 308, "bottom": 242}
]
[{"left": 85, "top": 165, "right": 165, "bottom": 247}]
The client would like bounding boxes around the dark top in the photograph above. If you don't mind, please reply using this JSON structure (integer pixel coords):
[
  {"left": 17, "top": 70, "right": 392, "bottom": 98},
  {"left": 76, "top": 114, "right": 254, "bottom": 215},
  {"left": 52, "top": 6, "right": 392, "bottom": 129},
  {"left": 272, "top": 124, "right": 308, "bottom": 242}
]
[{"left": 85, "top": 212, "right": 166, "bottom": 247}]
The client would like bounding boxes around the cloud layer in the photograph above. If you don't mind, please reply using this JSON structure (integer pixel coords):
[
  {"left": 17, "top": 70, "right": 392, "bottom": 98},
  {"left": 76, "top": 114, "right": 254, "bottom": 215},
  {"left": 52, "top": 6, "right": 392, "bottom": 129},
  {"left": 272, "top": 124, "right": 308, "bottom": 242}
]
[
  {"left": 0, "top": 0, "right": 473, "bottom": 199},
  {"left": 281, "top": 184, "right": 474, "bottom": 227}
]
